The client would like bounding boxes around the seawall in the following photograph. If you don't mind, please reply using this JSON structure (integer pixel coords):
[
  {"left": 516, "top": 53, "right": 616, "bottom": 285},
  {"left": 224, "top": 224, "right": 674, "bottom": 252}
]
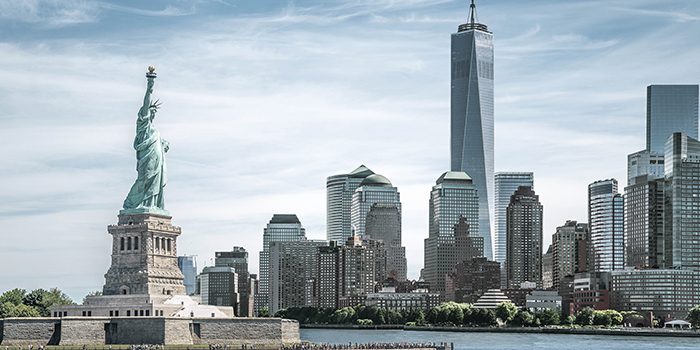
[{"left": 0, "top": 317, "right": 300, "bottom": 345}]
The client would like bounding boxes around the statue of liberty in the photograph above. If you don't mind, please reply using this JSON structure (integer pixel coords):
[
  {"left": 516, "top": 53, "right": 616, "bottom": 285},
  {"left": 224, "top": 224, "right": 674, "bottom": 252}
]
[{"left": 122, "top": 66, "right": 169, "bottom": 215}]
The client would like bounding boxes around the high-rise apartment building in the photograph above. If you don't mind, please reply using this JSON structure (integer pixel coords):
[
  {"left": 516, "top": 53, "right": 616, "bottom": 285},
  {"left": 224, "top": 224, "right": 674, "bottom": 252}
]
[
  {"left": 450, "top": 1, "right": 494, "bottom": 260},
  {"left": 494, "top": 172, "right": 534, "bottom": 287},
  {"left": 342, "top": 235, "right": 385, "bottom": 298},
  {"left": 551, "top": 221, "right": 588, "bottom": 289},
  {"left": 350, "top": 174, "right": 401, "bottom": 237},
  {"left": 665, "top": 132, "right": 700, "bottom": 269},
  {"left": 257, "top": 214, "right": 306, "bottom": 314},
  {"left": 588, "top": 179, "right": 624, "bottom": 272},
  {"left": 215, "top": 247, "right": 253, "bottom": 317},
  {"left": 327, "top": 165, "right": 375, "bottom": 244},
  {"left": 424, "top": 171, "right": 480, "bottom": 294},
  {"left": 177, "top": 255, "right": 197, "bottom": 295},
  {"left": 268, "top": 240, "right": 327, "bottom": 314},
  {"left": 505, "top": 186, "right": 543, "bottom": 288},
  {"left": 365, "top": 203, "right": 406, "bottom": 281},
  {"left": 646, "top": 85, "right": 699, "bottom": 154},
  {"left": 316, "top": 243, "right": 342, "bottom": 309}
]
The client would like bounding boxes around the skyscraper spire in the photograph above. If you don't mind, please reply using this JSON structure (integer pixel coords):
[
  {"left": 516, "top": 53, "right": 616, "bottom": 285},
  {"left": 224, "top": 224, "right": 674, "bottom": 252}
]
[
  {"left": 459, "top": 0, "right": 489, "bottom": 33},
  {"left": 469, "top": 0, "right": 477, "bottom": 26}
]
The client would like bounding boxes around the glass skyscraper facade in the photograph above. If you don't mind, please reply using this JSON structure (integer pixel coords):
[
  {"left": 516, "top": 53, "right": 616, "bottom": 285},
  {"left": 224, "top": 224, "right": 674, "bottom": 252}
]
[
  {"left": 494, "top": 172, "right": 534, "bottom": 282},
  {"left": 588, "top": 179, "right": 624, "bottom": 272},
  {"left": 350, "top": 174, "right": 401, "bottom": 237},
  {"left": 424, "top": 171, "right": 480, "bottom": 294},
  {"left": 450, "top": 3, "right": 494, "bottom": 260},
  {"left": 256, "top": 214, "right": 306, "bottom": 314},
  {"left": 365, "top": 203, "right": 407, "bottom": 281},
  {"left": 646, "top": 85, "right": 699, "bottom": 154},
  {"left": 665, "top": 132, "right": 700, "bottom": 269},
  {"left": 177, "top": 255, "right": 197, "bottom": 295},
  {"left": 326, "top": 165, "right": 374, "bottom": 244}
]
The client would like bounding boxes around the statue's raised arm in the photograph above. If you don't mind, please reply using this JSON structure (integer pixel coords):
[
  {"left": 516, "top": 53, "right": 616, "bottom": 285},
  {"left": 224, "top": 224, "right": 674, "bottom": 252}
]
[{"left": 122, "top": 66, "right": 169, "bottom": 215}]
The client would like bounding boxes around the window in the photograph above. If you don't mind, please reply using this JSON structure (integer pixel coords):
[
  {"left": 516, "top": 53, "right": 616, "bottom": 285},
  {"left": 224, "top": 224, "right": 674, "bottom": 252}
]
[
  {"left": 120, "top": 237, "right": 125, "bottom": 251},
  {"left": 134, "top": 236, "right": 139, "bottom": 250},
  {"left": 156, "top": 237, "right": 160, "bottom": 249},
  {"left": 127, "top": 310, "right": 131, "bottom": 316},
  {"left": 127, "top": 237, "right": 132, "bottom": 250},
  {"left": 167, "top": 239, "right": 172, "bottom": 252}
]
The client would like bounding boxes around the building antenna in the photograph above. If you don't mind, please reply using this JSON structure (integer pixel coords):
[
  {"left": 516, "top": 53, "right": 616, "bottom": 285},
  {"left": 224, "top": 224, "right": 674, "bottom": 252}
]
[{"left": 469, "top": 0, "right": 477, "bottom": 25}]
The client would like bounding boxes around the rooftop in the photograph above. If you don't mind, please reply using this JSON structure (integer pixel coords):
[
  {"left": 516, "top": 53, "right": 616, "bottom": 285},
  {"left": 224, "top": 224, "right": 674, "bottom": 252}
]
[{"left": 269, "top": 214, "right": 301, "bottom": 224}]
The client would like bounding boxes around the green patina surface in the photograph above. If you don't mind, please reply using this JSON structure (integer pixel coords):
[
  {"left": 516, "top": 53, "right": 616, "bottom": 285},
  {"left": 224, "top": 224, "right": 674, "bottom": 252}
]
[{"left": 122, "top": 69, "right": 169, "bottom": 216}]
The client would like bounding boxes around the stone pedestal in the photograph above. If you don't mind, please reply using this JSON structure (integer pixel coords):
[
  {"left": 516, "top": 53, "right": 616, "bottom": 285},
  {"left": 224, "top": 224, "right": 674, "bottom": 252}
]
[{"left": 104, "top": 213, "right": 185, "bottom": 296}]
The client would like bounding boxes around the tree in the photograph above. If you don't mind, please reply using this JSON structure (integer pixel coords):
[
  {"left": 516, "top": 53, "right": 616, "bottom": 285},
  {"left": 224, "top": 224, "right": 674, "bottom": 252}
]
[
  {"left": 0, "top": 302, "right": 40, "bottom": 318},
  {"left": 495, "top": 302, "right": 518, "bottom": 324},
  {"left": 0, "top": 289, "right": 26, "bottom": 306},
  {"left": 575, "top": 307, "right": 595, "bottom": 326},
  {"left": 537, "top": 309, "right": 561, "bottom": 326},
  {"left": 511, "top": 310, "right": 535, "bottom": 327},
  {"left": 687, "top": 305, "right": 700, "bottom": 328},
  {"left": 593, "top": 310, "right": 612, "bottom": 327},
  {"left": 258, "top": 307, "right": 270, "bottom": 317}
]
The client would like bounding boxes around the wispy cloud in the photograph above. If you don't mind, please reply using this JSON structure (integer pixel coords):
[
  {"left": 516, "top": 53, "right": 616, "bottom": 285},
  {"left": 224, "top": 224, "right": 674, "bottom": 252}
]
[
  {"left": 1, "top": 0, "right": 700, "bottom": 300},
  {"left": 613, "top": 6, "right": 700, "bottom": 22}
]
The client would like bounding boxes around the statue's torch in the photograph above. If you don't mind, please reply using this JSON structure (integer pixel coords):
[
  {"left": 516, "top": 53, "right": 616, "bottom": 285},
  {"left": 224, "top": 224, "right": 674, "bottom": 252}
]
[{"left": 146, "top": 65, "right": 157, "bottom": 79}]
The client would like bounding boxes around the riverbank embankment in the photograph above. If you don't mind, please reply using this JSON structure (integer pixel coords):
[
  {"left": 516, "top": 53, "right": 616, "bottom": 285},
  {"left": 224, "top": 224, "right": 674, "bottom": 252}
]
[{"left": 301, "top": 324, "right": 700, "bottom": 338}]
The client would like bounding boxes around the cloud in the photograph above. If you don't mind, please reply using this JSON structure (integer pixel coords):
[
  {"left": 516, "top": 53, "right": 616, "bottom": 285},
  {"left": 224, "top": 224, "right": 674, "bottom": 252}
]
[
  {"left": 613, "top": 6, "right": 700, "bottom": 22},
  {"left": 0, "top": 0, "right": 99, "bottom": 27},
  {"left": 1, "top": 0, "right": 700, "bottom": 300}
]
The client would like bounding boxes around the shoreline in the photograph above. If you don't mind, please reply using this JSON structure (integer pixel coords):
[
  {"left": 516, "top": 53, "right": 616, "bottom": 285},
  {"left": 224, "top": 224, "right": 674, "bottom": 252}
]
[{"left": 300, "top": 324, "right": 700, "bottom": 338}]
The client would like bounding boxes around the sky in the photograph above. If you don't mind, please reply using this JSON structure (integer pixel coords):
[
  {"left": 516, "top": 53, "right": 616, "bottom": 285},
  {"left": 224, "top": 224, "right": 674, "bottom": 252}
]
[{"left": 1, "top": 0, "right": 700, "bottom": 301}]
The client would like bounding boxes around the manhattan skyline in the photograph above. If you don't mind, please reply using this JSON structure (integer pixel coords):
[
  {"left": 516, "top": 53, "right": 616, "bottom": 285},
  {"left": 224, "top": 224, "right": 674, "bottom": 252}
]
[{"left": 2, "top": 0, "right": 700, "bottom": 300}]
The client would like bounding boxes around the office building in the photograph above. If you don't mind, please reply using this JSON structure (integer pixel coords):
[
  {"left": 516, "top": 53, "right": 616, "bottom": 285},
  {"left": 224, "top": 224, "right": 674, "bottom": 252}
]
[
  {"left": 505, "top": 186, "right": 543, "bottom": 288},
  {"left": 665, "top": 133, "right": 700, "bottom": 269},
  {"left": 424, "top": 171, "right": 480, "bottom": 294},
  {"left": 526, "top": 290, "right": 562, "bottom": 312},
  {"left": 627, "top": 150, "right": 665, "bottom": 185},
  {"left": 365, "top": 203, "right": 407, "bottom": 281},
  {"left": 588, "top": 179, "right": 624, "bottom": 272},
  {"left": 215, "top": 247, "right": 253, "bottom": 317},
  {"left": 177, "top": 255, "right": 197, "bottom": 296},
  {"left": 268, "top": 240, "right": 327, "bottom": 314},
  {"left": 611, "top": 269, "right": 700, "bottom": 320},
  {"left": 350, "top": 173, "right": 401, "bottom": 238},
  {"left": 551, "top": 221, "right": 588, "bottom": 289},
  {"left": 624, "top": 176, "right": 664, "bottom": 268},
  {"left": 199, "top": 266, "right": 238, "bottom": 309},
  {"left": 450, "top": 1, "right": 494, "bottom": 260},
  {"left": 571, "top": 272, "right": 610, "bottom": 315},
  {"left": 646, "top": 85, "right": 699, "bottom": 154},
  {"left": 257, "top": 214, "right": 306, "bottom": 314},
  {"left": 494, "top": 172, "right": 534, "bottom": 286},
  {"left": 327, "top": 165, "right": 375, "bottom": 244}
]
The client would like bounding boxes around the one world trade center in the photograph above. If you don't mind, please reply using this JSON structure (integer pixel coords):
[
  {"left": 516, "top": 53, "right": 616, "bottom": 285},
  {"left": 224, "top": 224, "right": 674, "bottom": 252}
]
[{"left": 450, "top": 0, "right": 494, "bottom": 260}]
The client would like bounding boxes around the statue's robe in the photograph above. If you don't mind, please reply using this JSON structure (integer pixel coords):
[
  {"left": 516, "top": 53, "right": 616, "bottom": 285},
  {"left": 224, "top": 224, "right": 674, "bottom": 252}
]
[{"left": 123, "top": 112, "right": 167, "bottom": 210}]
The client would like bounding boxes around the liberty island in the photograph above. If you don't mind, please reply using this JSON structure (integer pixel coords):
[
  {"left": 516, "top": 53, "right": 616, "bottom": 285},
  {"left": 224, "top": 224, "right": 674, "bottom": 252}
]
[{"left": 0, "top": 68, "right": 300, "bottom": 347}]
